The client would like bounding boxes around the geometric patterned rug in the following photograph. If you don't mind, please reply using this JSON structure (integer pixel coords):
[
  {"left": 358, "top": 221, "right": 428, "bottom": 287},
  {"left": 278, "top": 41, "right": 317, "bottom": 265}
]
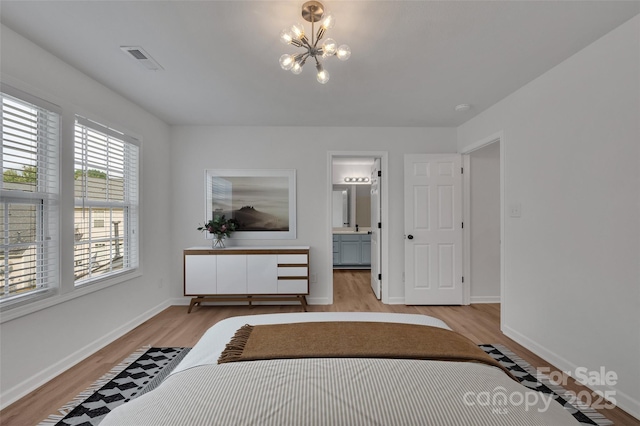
[
  {"left": 480, "top": 344, "right": 613, "bottom": 426},
  {"left": 39, "top": 344, "right": 611, "bottom": 426},
  {"left": 38, "top": 347, "right": 190, "bottom": 426}
]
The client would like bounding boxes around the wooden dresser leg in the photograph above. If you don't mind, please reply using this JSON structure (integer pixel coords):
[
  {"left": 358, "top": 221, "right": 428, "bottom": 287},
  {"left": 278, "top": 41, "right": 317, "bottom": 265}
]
[
  {"left": 299, "top": 295, "right": 308, "bottom": 312},
  {"left": 188, "top": 298, "right": 198, "bottom": 314}
]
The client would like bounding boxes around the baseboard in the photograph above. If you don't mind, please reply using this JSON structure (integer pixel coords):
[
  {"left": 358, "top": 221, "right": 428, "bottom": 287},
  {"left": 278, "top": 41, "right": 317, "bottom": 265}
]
[
  {"left": 387, "top": 296, "right": 498, "bottom": 305},
  {"left": 0, "top": 299, "right": 172, "bottom": 410},
  {"left": 470, "top": 295, "right": 500, "bottom": 303},
  {"left": 502, "top": 324, "right": 640, "bottom": 421}
]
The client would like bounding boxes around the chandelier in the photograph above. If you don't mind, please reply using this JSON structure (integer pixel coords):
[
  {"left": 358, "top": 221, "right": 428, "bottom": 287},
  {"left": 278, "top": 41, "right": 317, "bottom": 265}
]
[{"left": 279, "top": 1, "right": 351, "bottom": 84}]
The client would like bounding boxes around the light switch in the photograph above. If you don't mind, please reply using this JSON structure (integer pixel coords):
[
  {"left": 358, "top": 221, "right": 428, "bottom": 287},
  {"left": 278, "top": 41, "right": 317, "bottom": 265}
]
[{"left": 509, "top": 203, "right": 522, "bottom": 218}]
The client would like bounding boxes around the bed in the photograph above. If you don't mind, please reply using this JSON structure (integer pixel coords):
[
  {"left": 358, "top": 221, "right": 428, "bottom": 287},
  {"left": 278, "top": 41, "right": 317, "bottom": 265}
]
[{"left": 101, "top": 312, "right": 580, "bottom": 425}]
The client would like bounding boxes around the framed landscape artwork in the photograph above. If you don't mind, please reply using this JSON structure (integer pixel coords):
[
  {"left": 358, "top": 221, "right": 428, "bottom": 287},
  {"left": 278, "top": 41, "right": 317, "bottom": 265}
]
[{"left": 204, "top": 169, "right": 297, "bottom": 240}]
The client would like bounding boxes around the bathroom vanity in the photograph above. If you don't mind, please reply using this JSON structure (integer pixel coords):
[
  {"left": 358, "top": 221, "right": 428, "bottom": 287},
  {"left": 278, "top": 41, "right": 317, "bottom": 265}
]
[{"left": 332, "top": 229, "right": 371, "bottom": 267}]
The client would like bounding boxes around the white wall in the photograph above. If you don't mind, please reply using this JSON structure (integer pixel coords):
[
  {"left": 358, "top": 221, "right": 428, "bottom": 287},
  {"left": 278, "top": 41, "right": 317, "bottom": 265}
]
[
  {"left": 458, "top": 15, "right": 640, "bottom": 417},
  {"left": 169, "top": 126, "right": 457, "bottom": 304},
  {"left": 469, "top": 142, "right": 501, "bottom": 302},
  {"left": 0, "top": 25, "right": 173, "bottom": 407}
]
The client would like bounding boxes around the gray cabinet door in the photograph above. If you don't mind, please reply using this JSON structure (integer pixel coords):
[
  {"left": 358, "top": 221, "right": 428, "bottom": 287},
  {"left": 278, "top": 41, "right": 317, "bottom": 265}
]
[
  {"left": 333, "top": 235, "right": 341, "bottom": 265},
  {"left": 361, "top": 240, "right": 371, "bottom": 265},
  {"left": 340, "top": 241, "right": 361, "bottom": 264}
]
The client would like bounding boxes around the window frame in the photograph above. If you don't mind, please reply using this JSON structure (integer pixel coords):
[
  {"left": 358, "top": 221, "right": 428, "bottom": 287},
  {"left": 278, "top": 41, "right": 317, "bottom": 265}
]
[
  {"left": 0, "top": 84, "right": 60, "bottom": 307},
  {"left": 73, "top": 115, "right": 140, "bottom": 287}
]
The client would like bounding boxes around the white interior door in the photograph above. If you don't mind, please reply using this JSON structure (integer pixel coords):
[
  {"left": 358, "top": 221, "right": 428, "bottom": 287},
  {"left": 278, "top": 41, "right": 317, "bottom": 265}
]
[
  {"left": 370, "top": 158, "right": 382, "bottom": 299},
  {"left": 404, "top": 154, "right": 463, "bottom": 304}
]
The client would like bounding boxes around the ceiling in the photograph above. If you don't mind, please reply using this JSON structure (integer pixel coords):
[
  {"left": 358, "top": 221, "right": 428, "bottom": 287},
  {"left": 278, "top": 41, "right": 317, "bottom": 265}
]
[{"left": 1, "top": 1, "right": 638, "bottom": 127}]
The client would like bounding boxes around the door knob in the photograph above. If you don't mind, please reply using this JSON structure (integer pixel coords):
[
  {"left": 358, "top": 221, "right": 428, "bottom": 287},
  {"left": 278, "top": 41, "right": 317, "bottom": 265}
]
[{"left": 407, "top": 234, "right": 414, "bottom": 240}]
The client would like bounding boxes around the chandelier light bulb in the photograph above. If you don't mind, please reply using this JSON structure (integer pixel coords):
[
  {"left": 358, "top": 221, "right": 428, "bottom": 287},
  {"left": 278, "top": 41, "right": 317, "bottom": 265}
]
[
  {"left": 291, "top": 62, "right": 303, "bottom": 75},
  {"left": 317, "top": 68, "right": 330, "bottom": 84},
  {"left": 322, "top": 38, "right": 337, "bottom": 56},
  {"left": 279, "top": 54, "right": 295, "bottom": 71},
  {"left": 279, "top": 29, "right": 294, "bottom": 45},
  {"left": 336, "top": 45, "right": 351, "bottom": 61},
  {"left": 291, "top": 23, "right": 305, "bottom": 40},
  {"left": 320, "top": 11, "right": 335, "bottom": 30}
]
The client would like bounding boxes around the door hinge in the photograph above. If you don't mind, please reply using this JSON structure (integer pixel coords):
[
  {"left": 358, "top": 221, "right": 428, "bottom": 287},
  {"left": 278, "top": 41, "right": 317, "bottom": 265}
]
[
  {"left": 461, "top": 167, "right": 464, "bottom": 174},
  {"left": 378, "top": 273, "right": 382, "bottom": 280},
  {"left": 378, "top": 222, "right": 382, "bottom": 229},
  {"left": 462, "top": 276, "right": 464, "bottom": 283},
  {"left": 461, "top": 222, "right": 464, "bottom": 229},
  {"left": 378, "top": 170, "right": 382, "bottom": 177}
]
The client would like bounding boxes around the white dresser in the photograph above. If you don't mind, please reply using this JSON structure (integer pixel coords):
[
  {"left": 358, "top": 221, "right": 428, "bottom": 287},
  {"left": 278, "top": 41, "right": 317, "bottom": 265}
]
[{"left": 183, "top": 246, "right": 310, "bottom": 312}]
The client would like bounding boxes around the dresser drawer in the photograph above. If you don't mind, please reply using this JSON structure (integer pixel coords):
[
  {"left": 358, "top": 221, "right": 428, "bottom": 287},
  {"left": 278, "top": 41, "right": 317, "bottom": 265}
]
[
  {"left": 277, "top": 254, "right": 308, "bottom": 264},
  {"left": 278, "top": 267, "right": 308, "bottom": 277},
  {"left": 278, "top": 279, "right": 308, "bottom": 294}
]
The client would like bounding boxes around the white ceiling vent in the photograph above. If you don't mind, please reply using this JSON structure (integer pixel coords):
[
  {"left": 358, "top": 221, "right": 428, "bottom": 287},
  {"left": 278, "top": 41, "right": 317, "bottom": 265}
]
[{"left": 120, "top": 46, "right": 163, "bottom": 71}]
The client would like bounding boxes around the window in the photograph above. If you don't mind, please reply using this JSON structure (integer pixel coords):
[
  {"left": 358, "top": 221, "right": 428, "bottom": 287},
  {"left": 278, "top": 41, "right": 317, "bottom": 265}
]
[
  {"left": 74, "top": 116, "right": 139, "bottom": 285},
  {"left": 1, "top": 85, "right": 60, "bottom": 303}
]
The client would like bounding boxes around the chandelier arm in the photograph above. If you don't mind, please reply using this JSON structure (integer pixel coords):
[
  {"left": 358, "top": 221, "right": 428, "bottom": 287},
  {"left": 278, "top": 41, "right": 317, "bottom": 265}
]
[
  {"left": 298, "top": 52, "right": 310, "bottom": 66},
  {"left": 300, "top": 36, "right": 311, "bottom": 48},
  {"left": 314, "top": 28, "right": 326, "bottom": 47}
]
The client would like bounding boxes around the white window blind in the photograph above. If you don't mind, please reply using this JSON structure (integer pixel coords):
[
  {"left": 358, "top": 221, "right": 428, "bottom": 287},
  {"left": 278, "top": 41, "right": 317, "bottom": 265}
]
[
  {"left": 1, "top": 85, "right": 60, "bottom": 303},
  {"left": 74, "top": 116, "right": 139, "bottom": 285}
]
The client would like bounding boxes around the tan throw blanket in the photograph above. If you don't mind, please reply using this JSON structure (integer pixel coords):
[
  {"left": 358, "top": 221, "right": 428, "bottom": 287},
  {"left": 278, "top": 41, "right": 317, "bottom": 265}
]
[{"left": 218, "top": 321, "right": 516, "bottom": 380}]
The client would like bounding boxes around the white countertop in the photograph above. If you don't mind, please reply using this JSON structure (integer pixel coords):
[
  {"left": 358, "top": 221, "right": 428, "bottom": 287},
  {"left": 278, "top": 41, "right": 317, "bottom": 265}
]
[{"left": 333, "top": 227, "right": 372, "bottom": 235}]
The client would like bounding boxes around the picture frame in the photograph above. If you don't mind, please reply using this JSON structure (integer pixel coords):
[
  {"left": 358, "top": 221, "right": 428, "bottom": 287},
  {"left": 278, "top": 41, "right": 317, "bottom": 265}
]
[{"left": 204, "top": 169, "right": 297, "bottom": 240}]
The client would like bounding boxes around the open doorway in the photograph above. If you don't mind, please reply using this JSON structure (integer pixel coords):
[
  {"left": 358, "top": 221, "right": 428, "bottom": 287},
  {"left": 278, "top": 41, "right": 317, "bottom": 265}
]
[
  {"left": 328, "top": 152, "right": 388, "bottom": 303},
  {"left": 462, "top": 134, "right": 503, "bottom": 307}
]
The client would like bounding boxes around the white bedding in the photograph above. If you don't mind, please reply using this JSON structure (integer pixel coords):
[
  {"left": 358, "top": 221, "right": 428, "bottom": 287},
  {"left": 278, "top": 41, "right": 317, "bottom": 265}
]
[{"left": 101, "top": 312, "right": 580, "bottom": 425}]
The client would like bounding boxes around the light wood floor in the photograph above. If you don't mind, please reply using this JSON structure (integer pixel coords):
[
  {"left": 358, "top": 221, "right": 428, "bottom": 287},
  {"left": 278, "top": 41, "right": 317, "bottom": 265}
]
[{"left": 2, "top": 270, "right": 637, "bottom": 425}]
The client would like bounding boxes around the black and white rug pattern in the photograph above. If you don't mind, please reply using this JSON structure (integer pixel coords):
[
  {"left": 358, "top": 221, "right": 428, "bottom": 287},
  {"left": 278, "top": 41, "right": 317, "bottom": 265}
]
[
  {"left": 480, "top": 344, "right": 613, "bottom": 426},
  {"left": 40, "top": 345, "right": 612, "bottom": 426},
  {"left": 39, "top": 347, "right": 190, "bottom": 426}
]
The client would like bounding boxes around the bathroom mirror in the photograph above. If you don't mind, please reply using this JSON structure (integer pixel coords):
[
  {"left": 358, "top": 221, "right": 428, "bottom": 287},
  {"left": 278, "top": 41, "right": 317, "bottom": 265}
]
[{"left": 332, "top": 184, "right": 370, "bottom": 228}]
